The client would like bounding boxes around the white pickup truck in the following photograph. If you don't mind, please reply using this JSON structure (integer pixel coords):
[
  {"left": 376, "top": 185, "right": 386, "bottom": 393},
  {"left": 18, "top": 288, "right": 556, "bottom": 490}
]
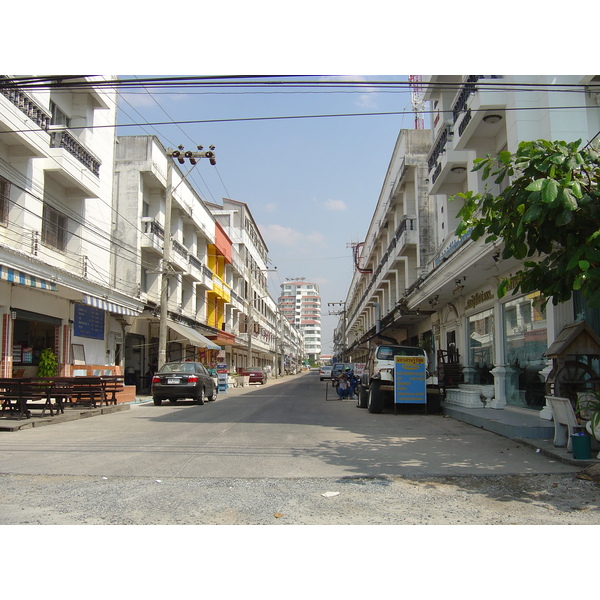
[{"left": 357, "top": 344, "right": 428, "bottom": 413}]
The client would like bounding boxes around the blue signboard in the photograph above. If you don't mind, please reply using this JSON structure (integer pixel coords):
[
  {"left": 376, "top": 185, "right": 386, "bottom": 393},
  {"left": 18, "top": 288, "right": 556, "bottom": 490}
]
[
  {"left": 394, "top": 355, "right": 426, "bottom": 404},
  {"left": 74, "top": 303, "right": 105, "bottom": 340}
]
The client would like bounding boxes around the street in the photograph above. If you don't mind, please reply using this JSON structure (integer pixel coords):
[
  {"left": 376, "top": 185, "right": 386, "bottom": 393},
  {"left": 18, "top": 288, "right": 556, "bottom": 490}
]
[{"left": 0, "top": 370, "right": 599, "bottom": 525}]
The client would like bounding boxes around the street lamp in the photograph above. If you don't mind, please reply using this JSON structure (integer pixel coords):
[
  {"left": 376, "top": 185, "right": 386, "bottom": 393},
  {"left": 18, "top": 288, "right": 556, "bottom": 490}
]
[{"left": 158, "top": 145, "right": 217, "bottom": 369}]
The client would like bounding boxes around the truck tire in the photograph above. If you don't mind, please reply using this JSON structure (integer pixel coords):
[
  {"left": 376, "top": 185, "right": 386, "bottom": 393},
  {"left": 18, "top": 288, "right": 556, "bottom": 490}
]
[
  {"left": 357, "top": 384, "right": 368, "bottom": 408},
  {"left": 153, "top": 398, "right": 162, "bottom": 406},
  {"left": 367, "top": 380, "right": 384, "bottom": 413}
]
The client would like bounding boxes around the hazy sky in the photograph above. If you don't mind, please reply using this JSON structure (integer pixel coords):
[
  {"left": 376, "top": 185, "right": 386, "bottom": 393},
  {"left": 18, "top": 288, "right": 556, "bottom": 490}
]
[{"left": 116, "top": 76, "right": 419, "bottom": 353}]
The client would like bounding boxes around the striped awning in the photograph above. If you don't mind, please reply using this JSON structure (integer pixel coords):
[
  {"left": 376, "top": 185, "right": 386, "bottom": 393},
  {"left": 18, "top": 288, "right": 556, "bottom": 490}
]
[
  {"left": 82, "top": 293, "right": 140, "bottom": 316},
  {"left": 0, "top": 265, "right": 57, "bottom": 291}
]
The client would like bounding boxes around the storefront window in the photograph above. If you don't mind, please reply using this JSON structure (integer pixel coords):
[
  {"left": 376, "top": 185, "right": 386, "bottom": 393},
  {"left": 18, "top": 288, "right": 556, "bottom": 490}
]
[
  {"left": 503, "top": 294, "right": 547, "bottom": 409},
  {"left": 468, "top": 309, "right": 495, "bottom": 383},
  {"left": 12, "top": 310, "right": 61, "bottom": 367}
]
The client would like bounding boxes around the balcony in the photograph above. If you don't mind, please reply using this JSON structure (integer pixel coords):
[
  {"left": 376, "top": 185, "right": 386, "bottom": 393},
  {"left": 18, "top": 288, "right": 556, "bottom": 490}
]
[
  {"left": 451, "top": 76, "right": 507, "bottom": 151},
  {"left": 211, "top": 273, "right": 231, "bottom": 303},
  {"left": 171, "top": 239, "right": 188, "bottom": 272},
  {"left": 141, "top": 218, "right": 164, "bottom": 256},
  {"left": 427, "top": 124, "right": 471, "bottom": 195},
  {"left": 49, "top": 130, "right": 101, "bottom": 176},
  {"left": 0, "top": 83, "right": 51, "bottom": 158}
]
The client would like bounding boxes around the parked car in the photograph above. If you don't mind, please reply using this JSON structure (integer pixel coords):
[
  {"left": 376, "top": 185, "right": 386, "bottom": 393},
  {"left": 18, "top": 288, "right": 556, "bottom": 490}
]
[
  {"left": 241, "top": 366, "right": 267, "bottom": 384},
  {"left": 331, "top": 362, "right": 354, "bottom": 384},
  {"left": 152, "top": 361, "right": 218, "bottom": 406},
  {"left": 319, "top": 365, "right": 333, "bottom": 381}
]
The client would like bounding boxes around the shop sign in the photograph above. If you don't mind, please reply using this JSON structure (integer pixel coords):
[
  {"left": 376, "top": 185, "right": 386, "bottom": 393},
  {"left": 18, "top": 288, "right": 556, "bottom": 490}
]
[
  {"left": 394, "top": 355, "right": 426, "bottom": 404},
  {"left": 465, "top": 290, "right": 494, "bottom": 311},
  {"left": 74, "top": 303, "right": 105, "bottom": 340}
]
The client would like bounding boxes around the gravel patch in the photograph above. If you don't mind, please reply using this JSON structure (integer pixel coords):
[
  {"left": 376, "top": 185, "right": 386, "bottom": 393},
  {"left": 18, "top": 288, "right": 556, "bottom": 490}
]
[{"left": 1, "top": 471, "right": 599, "bottom": 525}]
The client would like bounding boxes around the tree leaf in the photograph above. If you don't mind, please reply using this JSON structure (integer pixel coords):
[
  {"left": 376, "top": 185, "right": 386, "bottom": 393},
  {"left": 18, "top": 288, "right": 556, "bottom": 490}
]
[
  {"left": 526, "top": 179, "right": 544, "bottom": 192},
  {"left": 542, "top": 179, "right": 558, "bottom": 203}
]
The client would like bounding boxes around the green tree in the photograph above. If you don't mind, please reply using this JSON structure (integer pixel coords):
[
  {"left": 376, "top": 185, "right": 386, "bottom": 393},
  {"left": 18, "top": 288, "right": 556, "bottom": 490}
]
[{"left": 453, "top": 138, "right": 600, "bottom": 307}]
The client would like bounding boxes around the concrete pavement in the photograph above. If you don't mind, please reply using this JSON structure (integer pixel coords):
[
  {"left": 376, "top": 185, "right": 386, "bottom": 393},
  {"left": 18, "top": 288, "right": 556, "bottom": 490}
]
[{"left": 1, "top": 370, "right": 598, "bottom": 473}]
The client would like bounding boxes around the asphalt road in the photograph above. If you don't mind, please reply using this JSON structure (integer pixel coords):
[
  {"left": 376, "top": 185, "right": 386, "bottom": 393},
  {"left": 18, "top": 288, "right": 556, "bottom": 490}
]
[{"left": 0, "top": 370, "right": 599, "bottom": 527}]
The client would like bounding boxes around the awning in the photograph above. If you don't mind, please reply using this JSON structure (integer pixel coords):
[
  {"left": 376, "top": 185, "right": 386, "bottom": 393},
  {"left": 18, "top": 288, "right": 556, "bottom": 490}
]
[
  {"left": 168, "top": 321, "right": 221, "bottom": 350},
  {"left": 0, "top": 265, "right": 57, "bottom": 291},
  {"left": 82, "top": 293, "right": 140, "bottom": 316}
]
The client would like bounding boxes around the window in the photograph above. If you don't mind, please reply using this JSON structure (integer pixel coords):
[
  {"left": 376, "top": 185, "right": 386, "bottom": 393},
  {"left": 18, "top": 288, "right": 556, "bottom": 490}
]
[
  {"left": 503, "top": 294, "right": 547, "bottom": 409},
  {"left": 0, "top": 176, "right": 10, "bottom": 225},
  {"left": 50, "top": 101, "right": 70, "bottom": 128},
  {"left": 467, "top": 309, "right": 495, "bottom": 383},
  {"left": 42, "top": 204, "right": 68, "bottom": 251}
]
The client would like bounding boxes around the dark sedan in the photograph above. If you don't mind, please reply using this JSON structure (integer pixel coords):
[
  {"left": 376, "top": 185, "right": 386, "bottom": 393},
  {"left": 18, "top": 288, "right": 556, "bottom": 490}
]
[
  {"left": 151, "top": 361, "right": 217, "bottom": 406},
  {"left": 241, "top": 366, "right": 267, "bottom": 384}
]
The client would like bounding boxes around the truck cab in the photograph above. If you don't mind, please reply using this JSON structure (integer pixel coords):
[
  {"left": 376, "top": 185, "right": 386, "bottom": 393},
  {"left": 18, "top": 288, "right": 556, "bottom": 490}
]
[{"left": 358, "top": 344, "right": 428, "bottom": 413}]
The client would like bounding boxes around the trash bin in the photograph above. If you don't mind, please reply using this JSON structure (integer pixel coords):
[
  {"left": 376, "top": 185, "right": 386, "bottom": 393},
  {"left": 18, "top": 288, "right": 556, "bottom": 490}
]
[{"left": 571, "top": 433, "right": 592, "bottom": 460}]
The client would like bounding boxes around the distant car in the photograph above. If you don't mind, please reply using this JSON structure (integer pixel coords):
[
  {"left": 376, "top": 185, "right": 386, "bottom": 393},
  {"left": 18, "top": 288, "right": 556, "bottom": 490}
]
[
  {"left": 331, "top": 363, "right": 354, "bottom": 385},
  {"left": 152, "top": 361, "right": 217, "bottom": 406},
  {"left": 241, "top": 366, "right": 267, "bottom": 384},
  {"left": 319, "top": 365, "right": 333, "bottom": 381}
]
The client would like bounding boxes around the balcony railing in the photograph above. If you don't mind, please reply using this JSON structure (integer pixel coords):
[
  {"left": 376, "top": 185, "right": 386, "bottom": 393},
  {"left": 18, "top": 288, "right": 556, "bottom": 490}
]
[
  {"left": 188, "top": 254, "right": 203, "bottom": 271},
  {"left": 452, "top": 75, "right": 502, "bottom": 123},
  {"left": 427, "top": 124, "right": 451, "bottom": 172},
  {"left": 172, "top": 239, "right": 188, "bottom": 260},
  {"left": 50, "top": 130, "right": 101, "bottom": 177},
  {"left": 143, "top": 219, "right": 164, "bottom": 239},
  {"left": 0, "top": 83, "right": 51, "bottom": 131}
]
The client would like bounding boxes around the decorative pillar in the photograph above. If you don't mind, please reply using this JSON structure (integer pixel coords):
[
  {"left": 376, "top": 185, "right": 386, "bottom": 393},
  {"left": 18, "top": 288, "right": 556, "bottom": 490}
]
[{"left": 1, "top": 313, "right": 13, "bottom": 377}]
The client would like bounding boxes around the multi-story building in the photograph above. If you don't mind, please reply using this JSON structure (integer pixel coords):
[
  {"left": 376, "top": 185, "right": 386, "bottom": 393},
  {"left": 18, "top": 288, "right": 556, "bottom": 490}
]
[
  {"left": 279, "top": 278, "right": 321, "bottom": 362},
  {"left": 209, "top": 197, "right": 299, "bottom": 373},
  {"left": 113, "top": 141, "right": 304, "bottom": 382},
  {"left": 341, "top": 75, "right": 600, "bottom": 420},
  {"left": 0, "top": 76, "right": 144, "bottom": 378}
]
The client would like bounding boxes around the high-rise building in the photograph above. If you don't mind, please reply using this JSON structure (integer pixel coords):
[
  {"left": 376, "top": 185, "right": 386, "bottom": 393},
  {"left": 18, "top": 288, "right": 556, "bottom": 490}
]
[{"left": 279, "top": 278, "right": 321, "bottom": 361}]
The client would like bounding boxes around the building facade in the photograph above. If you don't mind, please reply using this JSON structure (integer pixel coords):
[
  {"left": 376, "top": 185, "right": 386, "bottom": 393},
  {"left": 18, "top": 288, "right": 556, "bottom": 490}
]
[
  {"left": 113, "top": 138, "right": 304, "bottom": 385},
  {"left": 0, "top": 76, "right": 144, "bottom": 379},
  {"left": 340, "top": 75, "right": 600, "bottom": 417},
  {"left": 278, "top": 278, "right": 321, "bottom": 362},
  {"left": 0, "top": 76, "right": 302, "bottom": 387}
]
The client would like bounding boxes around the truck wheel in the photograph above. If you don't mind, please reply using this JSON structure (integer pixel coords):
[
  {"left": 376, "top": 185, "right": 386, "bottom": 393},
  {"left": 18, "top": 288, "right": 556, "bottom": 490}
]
[
  {"left": 357, "top": 385, "right": 368, "bottom": 408},
  {"left": 153, "top": 398, "right": 162, "bottom": 406},
  {"left": 368, "top": 380, "right": 384, "bottom": 413}
]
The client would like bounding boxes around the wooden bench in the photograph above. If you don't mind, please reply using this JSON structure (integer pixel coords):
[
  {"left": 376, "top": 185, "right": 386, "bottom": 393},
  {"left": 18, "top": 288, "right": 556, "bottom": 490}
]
[
  {"left": 69, "top": 377, "right": 105, "bottom": 408},
  {"left": 546, "top": 395, "right": 587, "bottom": 452},
  {"left": 0, "top": 378, "right": 72, "bottom": 419},
  {"left": 100, "top": 376, "right": 124, "bottom": 405}
]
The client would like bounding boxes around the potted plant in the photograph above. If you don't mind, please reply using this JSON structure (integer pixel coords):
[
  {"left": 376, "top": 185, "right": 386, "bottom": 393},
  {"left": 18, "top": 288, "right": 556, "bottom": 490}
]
[{"left": 37, "top": 348, "right": 57, "bottom": 378}]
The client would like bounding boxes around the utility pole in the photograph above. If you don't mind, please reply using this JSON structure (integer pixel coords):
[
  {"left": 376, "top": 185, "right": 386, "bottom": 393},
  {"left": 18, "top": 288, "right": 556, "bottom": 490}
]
[{"left": 157, "top": 145, "right": 217, "bottom": 369}]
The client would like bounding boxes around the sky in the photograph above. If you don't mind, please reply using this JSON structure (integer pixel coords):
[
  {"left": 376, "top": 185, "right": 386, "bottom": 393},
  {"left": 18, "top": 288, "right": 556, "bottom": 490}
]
[{"left": 116, "top": 76, "right": 419, "bottom": 353}]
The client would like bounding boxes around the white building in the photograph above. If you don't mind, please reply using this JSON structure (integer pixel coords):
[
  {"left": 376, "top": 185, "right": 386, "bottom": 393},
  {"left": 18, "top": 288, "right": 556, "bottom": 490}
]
[
  {"left": 341, "top": 75, "right": 600, "bottom": 417},
  {"left": 279, "top": 278, "right": 321, "bottom": 361},
  {"left": 0, "top": 76, "right": 143, "bottom": 378}
]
